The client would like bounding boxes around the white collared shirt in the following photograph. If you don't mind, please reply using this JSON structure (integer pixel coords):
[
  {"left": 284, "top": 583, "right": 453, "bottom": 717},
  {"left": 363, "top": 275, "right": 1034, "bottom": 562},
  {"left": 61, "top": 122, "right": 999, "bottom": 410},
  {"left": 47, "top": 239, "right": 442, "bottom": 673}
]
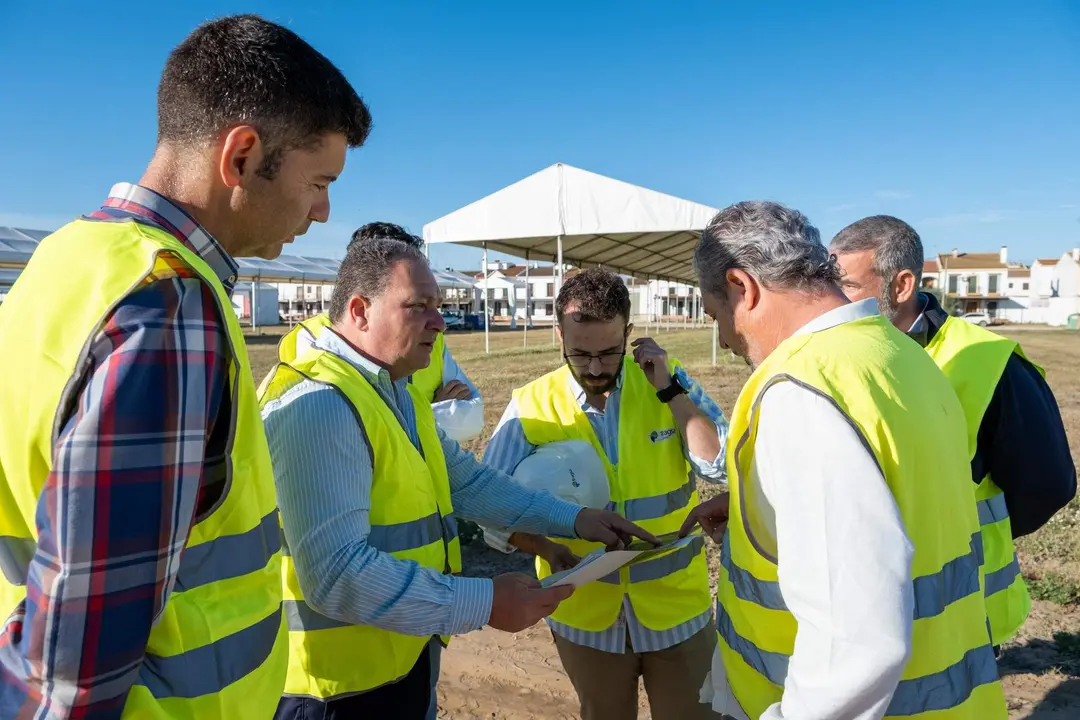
[{"left": 702, "top": 299, "right": 916, "bottom": 720}]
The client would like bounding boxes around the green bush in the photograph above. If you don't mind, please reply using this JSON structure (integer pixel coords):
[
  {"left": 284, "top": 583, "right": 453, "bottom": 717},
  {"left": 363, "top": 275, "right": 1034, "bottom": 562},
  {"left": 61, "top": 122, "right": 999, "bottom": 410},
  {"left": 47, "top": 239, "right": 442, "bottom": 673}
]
[{"left": 1028, "top": 572, "right": 1080, "bottom": 605}]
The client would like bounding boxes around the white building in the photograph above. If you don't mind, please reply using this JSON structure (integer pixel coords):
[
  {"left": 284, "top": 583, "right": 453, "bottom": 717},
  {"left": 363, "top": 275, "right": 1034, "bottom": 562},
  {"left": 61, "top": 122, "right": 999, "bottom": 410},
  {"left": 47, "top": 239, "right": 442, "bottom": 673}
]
[
  {"left": 1042, "top": 249, "right": 1080, "bottom": 327},
  {"left": 469, "top": 262, "right": 570, "bottom": 322},
  {"left": 628, "top": 279, "right": 704, "bottom": 322},
  {"left": 231, "top": 282, "right": 281, "bottom": 326},
  {"left": 464, "top": 261, "right": 704, "bottom": 325},
  {"left": 934, "top": 245, "right": 1028, "bottom": 320}
]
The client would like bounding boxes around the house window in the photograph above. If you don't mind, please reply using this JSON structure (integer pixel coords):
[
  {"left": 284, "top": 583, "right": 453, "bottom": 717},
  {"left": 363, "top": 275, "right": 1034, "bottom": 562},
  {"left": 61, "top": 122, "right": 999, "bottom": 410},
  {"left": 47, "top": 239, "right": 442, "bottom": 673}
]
[
  {"left": 988, "top": 275, "right": 999, "bottom": 294},
  {"left": 547, "top": 282, "right": 554, "bottom": 297},
  {"left": 966, "top": 276, "right": 977, "bottom": 294},
  {"left": 1023, "top": 282, "right": 1030, "bottom": 291},
  {"left": 948, "top": 275, "right": 958, "bottom": 293}
]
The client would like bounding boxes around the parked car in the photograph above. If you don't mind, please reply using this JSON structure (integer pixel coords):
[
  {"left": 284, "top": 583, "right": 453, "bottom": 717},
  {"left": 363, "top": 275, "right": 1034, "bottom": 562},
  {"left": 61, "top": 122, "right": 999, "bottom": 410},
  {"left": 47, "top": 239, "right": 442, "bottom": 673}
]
[
  {"left": 959, "top": 311, "right": 992, "bottom": 327},
  {"left": 441, "top": 311, "right": 465, "bottom": 330},
  {"left": 441, "top": 310, "right": 484, "bottom": 331}
]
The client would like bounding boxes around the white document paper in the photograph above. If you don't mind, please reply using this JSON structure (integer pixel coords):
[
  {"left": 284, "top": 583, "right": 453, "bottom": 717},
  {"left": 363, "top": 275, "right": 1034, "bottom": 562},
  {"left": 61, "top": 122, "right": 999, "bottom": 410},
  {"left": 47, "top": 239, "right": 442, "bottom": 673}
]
[{"left": 540, "top": 533, "right": 702, "bottom": 589}]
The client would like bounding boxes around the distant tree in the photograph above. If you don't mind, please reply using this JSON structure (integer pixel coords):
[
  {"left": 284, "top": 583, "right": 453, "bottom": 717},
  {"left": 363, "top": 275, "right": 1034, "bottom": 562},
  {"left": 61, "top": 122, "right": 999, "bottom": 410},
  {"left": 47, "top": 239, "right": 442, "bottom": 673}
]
[{"left": 926, "top": 287, "right": 959, "bottom": 315}]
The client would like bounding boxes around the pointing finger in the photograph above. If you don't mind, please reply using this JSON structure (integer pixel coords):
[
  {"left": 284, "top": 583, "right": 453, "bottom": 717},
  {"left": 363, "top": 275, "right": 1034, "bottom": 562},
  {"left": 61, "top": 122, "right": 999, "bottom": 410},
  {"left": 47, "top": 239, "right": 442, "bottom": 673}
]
[
  {"left": 613, "top": 516, "right": 660, "bottom": 546},
  {"left": 679, "top": 511, "right": 700, "bottom": 538}
]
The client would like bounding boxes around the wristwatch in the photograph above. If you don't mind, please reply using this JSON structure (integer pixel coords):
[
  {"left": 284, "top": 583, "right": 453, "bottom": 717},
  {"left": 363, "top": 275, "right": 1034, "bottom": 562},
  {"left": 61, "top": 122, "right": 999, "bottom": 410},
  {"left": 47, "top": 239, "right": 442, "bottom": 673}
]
[{"left": 656, "top": 373, "right": 688, "bottom": 403}]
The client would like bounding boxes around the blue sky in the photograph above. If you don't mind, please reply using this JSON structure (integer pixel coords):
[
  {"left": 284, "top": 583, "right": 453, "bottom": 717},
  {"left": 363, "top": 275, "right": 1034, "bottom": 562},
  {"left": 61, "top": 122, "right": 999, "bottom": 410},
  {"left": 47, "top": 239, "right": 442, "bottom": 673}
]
[{"left": 2, "top": 1, "right": 1077, "bottom": 270}]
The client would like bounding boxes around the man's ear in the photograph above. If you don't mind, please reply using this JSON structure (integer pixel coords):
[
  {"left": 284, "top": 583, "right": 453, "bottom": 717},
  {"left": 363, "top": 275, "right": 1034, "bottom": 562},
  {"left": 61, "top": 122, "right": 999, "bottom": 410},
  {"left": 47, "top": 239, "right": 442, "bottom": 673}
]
[
  {"left": 726, "top": 268, "right": 760, "bottom": 312},
  {"left": 625, "top": 322, "right": 634, "bottom": 338},
  {"left": 894, "top": 269, "right": 918, "bottom": 305},
  {"left": 219, "top": 125, "right": 265, "bottom": 189},
  {"left": 346, "top": 294, "right": 372, "bottom": 331}
]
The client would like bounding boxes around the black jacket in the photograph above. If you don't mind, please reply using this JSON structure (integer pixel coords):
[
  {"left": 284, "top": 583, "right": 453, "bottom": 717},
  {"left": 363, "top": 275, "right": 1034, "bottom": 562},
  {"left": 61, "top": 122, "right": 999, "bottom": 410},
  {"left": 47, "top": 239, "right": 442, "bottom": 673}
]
[{"left": 908, "top": 293, "right": 1076, "bottom": 538}]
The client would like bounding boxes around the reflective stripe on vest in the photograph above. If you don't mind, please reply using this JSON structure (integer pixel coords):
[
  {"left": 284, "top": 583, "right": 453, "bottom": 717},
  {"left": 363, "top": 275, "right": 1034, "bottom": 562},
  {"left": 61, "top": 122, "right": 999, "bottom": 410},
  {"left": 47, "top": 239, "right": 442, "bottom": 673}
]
[
  {"left": 259, "top": 330, "right": 461, "bottom": 699},
  {"left": 924, "top": 316, "right": 1035, "bottom": 646},
  {"left": 977, "top": 494, "right": 1009, "bottom": 525},
  {"left": 134, "top": 607, "right": 283, "bottom": 699},
  {"left": 0, "top": 219, "right": 287, "bottom": 718},
  {"left": 721, "top": 530, "right": 986, "bottom": 619},
  {"left": 715, "top": 600, "right": 1001, "bottom": 716},
  {"left": 512, "top": 359, "right": 711, "bottom": 634},
  {"left": 717, "top": 315, "right": 1007, "bottom": 719}
]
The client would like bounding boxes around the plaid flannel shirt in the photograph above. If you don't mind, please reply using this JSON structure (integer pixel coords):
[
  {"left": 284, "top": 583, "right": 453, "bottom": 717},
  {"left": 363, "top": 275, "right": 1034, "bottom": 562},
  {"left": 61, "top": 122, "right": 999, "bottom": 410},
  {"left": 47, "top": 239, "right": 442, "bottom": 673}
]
[{"left": 0, "top": 183, "right": 238, "bottom": 719}]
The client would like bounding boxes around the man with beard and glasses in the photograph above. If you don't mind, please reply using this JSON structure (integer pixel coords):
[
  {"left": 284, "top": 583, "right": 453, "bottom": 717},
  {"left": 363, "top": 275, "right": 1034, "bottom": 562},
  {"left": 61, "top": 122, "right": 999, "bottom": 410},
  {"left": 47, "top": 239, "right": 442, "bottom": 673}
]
[
  {"left": 830, "top": 215, "right": 1076, "bottom": 655},
  {"left": 482, "top": 268, "right": 729, "bottom": 720},
  {"left": 686, "top": 201, "right": 1007, "bottom": 720},
  {"left": 260, "top": 242, "right": 656, "bottom": 720}
]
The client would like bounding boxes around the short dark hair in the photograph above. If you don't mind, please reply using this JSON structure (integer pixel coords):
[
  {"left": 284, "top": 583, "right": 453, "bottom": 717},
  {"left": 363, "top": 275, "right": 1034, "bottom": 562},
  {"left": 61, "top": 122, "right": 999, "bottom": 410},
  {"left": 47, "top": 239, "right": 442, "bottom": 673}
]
[
  {"left": 157, "top": 14, "right": 372, "bottom": 178},
  {"left": 350, "top": 222, "right": 423, "bottom": 251},
  {"left": 329, "top": 238, "right": 426, "bottom": 320},
  {"left": 556, "top": 268, "right": 631, "bottom": 326},
  {"left": 830, "top": 215, "right": 924, "bottom": 286}
]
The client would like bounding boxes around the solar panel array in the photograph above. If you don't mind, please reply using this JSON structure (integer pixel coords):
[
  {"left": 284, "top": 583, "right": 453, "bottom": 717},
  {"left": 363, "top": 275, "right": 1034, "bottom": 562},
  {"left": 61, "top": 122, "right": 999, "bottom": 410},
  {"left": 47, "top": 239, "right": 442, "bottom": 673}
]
[{"left": 0, "top": 227, "right": 480, "bottom": 290}]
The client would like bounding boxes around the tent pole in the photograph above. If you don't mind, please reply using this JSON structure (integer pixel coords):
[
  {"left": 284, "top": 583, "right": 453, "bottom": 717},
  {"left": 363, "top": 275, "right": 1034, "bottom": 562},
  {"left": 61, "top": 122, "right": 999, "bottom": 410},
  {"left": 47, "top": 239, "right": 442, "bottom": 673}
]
[
  {"left": 684, "top": 285, "right": 688, "bottom": 329},
  {"left": 552, "top": 235, "right": 563, "bottom": 347},
  {"left": 665, "top": 281, "right": 670, "bottom": 332},
  {"left": 639, "top": 276, "right": 648, "bottom": 334},
  {"left": 524, "top": 250, "right": 530, "bottom": 348},
  {"left": 483, "top": 243, "right": 490, "bottom": 354},
  {"left": 252, "top": 279, "right": 258, "bottom": 331}
]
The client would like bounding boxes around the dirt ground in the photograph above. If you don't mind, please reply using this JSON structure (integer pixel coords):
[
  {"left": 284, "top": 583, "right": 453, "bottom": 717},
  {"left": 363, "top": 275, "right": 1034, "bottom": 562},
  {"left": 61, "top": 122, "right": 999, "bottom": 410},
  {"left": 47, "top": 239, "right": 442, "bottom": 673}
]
[
  {"left": 247, "top": 322, "right": 1080, "bottom": 719},
  {"left": 434, "top": 543, "right": 1080, "bottom": 720}
]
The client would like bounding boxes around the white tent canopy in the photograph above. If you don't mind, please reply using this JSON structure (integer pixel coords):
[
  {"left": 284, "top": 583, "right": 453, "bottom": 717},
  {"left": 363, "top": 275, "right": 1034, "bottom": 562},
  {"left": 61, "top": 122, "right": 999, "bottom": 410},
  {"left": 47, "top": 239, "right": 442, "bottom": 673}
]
[
  {"left": 431, "top": 269, "right": 475, "bottom": 290},
  {"left": 423, "top": 163, "right": 722, "bottom": 361},
  {"left": 423, "top": 163, "right": 718, "bottom": 284}
]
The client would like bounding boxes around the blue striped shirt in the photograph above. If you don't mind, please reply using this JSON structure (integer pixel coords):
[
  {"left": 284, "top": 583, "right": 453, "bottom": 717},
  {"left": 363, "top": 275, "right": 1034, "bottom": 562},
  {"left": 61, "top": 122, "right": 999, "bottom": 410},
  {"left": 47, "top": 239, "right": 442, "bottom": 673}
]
[
  {"left": 261, "top": 329, "right": 583, "bottom": 638},
  {"left": 482, "top": 364, "right": 729, "bottom": 653}
]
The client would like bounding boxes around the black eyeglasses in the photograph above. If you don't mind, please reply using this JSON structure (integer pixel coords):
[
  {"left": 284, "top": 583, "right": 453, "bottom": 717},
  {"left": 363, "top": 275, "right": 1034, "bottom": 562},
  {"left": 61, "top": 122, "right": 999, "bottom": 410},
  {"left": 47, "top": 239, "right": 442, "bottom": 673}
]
[{"left": 563, "top": 350, "right": 626, "bottom": 369}]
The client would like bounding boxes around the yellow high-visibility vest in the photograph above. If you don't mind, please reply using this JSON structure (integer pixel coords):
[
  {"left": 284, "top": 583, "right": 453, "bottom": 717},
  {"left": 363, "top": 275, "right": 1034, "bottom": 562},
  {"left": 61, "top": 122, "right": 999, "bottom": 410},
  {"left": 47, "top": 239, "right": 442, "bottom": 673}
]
[
  {"left": 291, "top": 312, "right": 446, "bottom": 402},
  {"left": 717, "top": 314, "right": 1006, "bottom": 719},
  {"left": 411, "top": 332, "right": 446, "bottom": 401},
  {"left": 512, "top": 360, "right": 711, "bottom": 633},
  {"left": 259, "top": 321, "right": 462, "bottom": 699},
  {"left": 0, "top": 219, "right": 287, "bottom": 719},
  {"left": 925, "top": 316, "right": 1036, "bottom": 646}
]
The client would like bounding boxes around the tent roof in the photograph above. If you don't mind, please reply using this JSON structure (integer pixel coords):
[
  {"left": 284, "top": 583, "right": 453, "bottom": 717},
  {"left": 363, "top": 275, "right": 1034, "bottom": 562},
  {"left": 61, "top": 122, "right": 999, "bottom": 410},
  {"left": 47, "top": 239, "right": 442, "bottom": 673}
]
[
  {"left": 0, "top": 268, "right": 23, "bottom": 288},
  {"left": 235, "top": 256, "right": 341, "bottom": 283},
  {"left": 423, "top": 163, "right": 718, "bottom": 284},
  {"left": 0, "top": 227, "right": 50, "bottom": 265},
  {"left": 431, "top": 269, "right": 475, "bottom": 290},
  {"left": 0, "top": 227, "right": 474, "bottom": 289}
]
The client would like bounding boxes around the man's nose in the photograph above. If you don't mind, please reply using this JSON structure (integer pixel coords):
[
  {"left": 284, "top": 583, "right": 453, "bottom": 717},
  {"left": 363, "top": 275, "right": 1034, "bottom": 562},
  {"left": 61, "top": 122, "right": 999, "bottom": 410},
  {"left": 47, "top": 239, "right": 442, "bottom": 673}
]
[
  {"left": 309, "top": 195, "right": 330, "bottom": 224},
  {"left": 430, "top": 309, "right": 446, "bottom": 332}
]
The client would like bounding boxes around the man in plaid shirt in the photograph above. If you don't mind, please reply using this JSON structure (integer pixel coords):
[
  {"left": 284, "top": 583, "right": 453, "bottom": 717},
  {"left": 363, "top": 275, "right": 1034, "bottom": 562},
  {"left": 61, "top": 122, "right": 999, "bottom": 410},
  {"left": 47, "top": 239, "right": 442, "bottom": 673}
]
[{"left": 0, "top": 15, "right": 370, "bottom": 719}]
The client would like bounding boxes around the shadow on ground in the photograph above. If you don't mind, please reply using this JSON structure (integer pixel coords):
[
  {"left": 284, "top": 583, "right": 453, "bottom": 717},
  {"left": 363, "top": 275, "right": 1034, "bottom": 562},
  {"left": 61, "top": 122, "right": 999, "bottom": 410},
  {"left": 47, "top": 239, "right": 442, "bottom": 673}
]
[
  {"left": 1025, "top": 679, "right": 1080, "bottom": 718},
  {"left": 999, "top": 630, "right": 1080, "bottom": 718},
  {"left": 1000, "top": 631, "right": 1080, "bottom": 678}
]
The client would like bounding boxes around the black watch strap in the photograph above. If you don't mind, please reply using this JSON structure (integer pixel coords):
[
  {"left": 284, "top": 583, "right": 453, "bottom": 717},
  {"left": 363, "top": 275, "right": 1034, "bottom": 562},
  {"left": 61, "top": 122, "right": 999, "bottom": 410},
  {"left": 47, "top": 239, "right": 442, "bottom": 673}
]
[{"left": 656, "top": 374, "right": 688, "bottom": 403}]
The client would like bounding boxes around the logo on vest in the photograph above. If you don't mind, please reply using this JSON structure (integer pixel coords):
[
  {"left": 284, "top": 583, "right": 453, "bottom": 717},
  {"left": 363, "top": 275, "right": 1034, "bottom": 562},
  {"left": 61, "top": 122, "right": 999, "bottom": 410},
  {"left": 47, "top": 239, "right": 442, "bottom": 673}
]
[
  {"left": 568, "top": 468, "right": 580, "bottom": 487},
  {"left": 649, "top": 428, "right": 676, "bottom": 444}
]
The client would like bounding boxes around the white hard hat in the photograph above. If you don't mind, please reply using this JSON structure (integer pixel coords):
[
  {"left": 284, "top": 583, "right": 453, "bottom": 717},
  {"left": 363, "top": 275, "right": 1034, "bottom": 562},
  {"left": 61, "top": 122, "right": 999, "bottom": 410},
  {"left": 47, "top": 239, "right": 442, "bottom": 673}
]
[{"left": 511, "top": 440, "right": 610, "bottom": 509}]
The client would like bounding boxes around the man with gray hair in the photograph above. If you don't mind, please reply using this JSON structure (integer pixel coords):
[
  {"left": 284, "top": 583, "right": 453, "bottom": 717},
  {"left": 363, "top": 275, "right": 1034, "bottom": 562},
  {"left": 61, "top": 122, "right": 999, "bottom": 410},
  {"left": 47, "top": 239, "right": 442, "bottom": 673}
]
[
  {"left": 831, "top": 215, "right": 1076, "bottom": 654},
  {"left": 682, "top": 201, "right": 1007, "bottom": 719},
  {"left": 259, "top": 236, "right": 657, "bottom": 718}
]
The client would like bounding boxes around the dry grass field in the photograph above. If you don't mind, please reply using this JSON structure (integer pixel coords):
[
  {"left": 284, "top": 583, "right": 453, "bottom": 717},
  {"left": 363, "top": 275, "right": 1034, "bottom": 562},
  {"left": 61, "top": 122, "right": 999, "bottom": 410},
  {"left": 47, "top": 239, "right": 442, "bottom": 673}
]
[{"left": 246, "top": 322, "right": 1080, "bottom": 719}]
